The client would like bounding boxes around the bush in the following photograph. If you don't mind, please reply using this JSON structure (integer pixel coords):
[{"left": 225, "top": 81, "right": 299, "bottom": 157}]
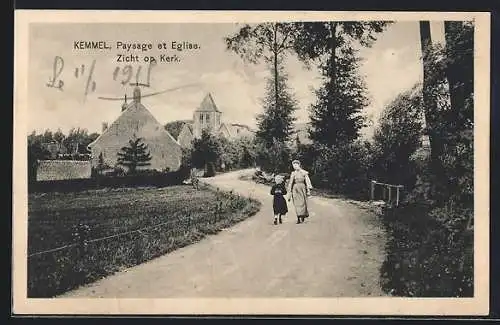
[
  {"left": 370, "top": 84, "right": 424, "bottom": 189},
  {"left": 255, "top": 138, "right": 291, "bottom": 174},
  {"left": 381, "top": 201, "right": 473, "bottom": 297},
  {"left": 296, "top": 141, "right": 371, "bottom": 200},
  {"left": 28, "top": 170, "right": 186, "bottom": 193}
]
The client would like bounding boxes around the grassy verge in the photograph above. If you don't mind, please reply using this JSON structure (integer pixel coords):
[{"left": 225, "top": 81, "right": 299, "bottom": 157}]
[
  {"left": 380, "top": 203, "right": 473, "bottom": 297},
  {"left": 28, "top": 184, "right": 261, "bottom": 298}
]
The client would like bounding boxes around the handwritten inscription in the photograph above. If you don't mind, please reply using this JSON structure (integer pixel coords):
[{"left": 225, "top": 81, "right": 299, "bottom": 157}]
[
  {"left": 46, "top": 56, "right": 156, "bottom": 101},
  {"left": 112, "top": 61, "right": 155, "bottom": 87},
  {"left": 46, "top": 56, "right": 65, "bottom": 91},
  {"left": 48, "top": 40, "right": 201, "bottom": 101}
]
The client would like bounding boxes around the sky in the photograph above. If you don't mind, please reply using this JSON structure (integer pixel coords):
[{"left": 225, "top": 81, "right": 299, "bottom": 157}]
[{"left": 27, "top": 21, "right": 446, "bottom": 138}]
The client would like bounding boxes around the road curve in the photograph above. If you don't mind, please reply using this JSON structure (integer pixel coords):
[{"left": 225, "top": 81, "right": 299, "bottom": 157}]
[{"left": 61, "top": 169, "right": 387, "bottom": 298}]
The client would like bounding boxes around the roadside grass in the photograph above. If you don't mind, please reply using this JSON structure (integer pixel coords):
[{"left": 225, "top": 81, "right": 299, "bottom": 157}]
[{"left": 28, "top": 184, "right": 261, "bottom": 298}]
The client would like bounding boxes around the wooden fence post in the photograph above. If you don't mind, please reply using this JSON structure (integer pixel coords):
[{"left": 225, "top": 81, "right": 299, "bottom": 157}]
[
  {"left": 396, "top": 186, "right": 402, "bottom": 207},
  {"left": 370, "top": 180, "right": 375, "bottom": 201}
]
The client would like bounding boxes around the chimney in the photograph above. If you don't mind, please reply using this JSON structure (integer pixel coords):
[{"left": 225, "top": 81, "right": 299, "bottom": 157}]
[
  {"left": 102, "top": 122, "right": 108, "bottom": 133},
  {"left": 121, "top": 94, "right": 128, "bottom": 112}
]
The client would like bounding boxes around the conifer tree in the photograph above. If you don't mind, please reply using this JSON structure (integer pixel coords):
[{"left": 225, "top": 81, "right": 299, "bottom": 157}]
[
  {"left": 308, "top": 47, "right": 369, "bottom": 147},
  {"left": 117, "top": 137, "right": 152, "bottom": 174},
  {"left": 255, "top": 61, "right": 298, "bottom": 147},
  {"left": 292, "top": 21, "right": 392, "bottom": 147}
]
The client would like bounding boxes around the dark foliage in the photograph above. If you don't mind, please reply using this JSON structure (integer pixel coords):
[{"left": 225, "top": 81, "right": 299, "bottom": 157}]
[
  {"left": 116, "top": 137, "right": 152, "bottom": 174},
  {"left": 308, "top": 51, "right": 369, "bottom": 147},
  {"left": 255, "top": 138, "right": 292, "bottom": 174},
  {"left": 189, "top": 130, "right": 220, "bottom": 174},
  {"left": 255, "top": 62, "right": 298, "bottom": 146},
  {"left": 371, "top": 84, "right": 424, "bottom": 188},
  {"left": 381, "top": 203, "right": 473, "bottom": 297},
  {"left": 28, "top": 170, "right": 185, "bottom": 194},
  {"left": 164, "top": 120, "right": 192, "bottom": 140},
  {"left": 294, "top": 141, "right": 372, "bottom": 200},
  {"left": 378, "top": 21, "right": 474, "bottom": 297}
]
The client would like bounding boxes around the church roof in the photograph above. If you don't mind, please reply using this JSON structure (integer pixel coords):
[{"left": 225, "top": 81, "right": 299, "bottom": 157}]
[{"left": 195, "top": 93, "right": 221, "bottom": 112}]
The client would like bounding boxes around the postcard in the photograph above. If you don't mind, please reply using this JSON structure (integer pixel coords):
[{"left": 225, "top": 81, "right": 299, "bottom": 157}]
[{"left": 13, "top": 10, "right": 490, "bottom": 315}]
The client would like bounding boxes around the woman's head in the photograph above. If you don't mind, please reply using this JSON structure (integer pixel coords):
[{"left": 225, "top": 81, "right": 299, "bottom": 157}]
[{"left": 291, "top": 159, "right": 301, "bottom": 170}]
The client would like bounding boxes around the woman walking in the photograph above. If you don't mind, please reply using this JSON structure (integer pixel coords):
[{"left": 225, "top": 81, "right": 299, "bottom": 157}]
[{"left": 287, "top": 160, "right": 313, "bottom": 224}]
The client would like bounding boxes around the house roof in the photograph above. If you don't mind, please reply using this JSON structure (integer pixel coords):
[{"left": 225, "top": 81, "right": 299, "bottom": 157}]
[
  {"left": 179, "top": 122, "right": 194, "bottom": 136},
  {"left": 195, "top": 93, "right": 221, "bottom": 112},
  {"left": 88, "top": 100, "right": 180, "bottom": 149},
  {"left": 219, "top": 123, "right": 253, "bottom": 138}
]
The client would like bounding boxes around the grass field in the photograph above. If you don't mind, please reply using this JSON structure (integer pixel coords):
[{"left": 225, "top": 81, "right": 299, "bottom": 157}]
[{"left": 28, "top": 184, "right": 261, "bottom": 298}]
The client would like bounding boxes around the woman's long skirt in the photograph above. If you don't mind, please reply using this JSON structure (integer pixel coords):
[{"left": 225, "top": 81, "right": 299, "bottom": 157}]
[{"left": 291, "top": 182, "right": 309, "bottom": 217}]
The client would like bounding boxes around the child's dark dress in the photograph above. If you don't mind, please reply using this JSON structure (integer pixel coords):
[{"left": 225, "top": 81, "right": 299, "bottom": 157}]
[{"left": 270, "top": 184, "right": 288, "bottom": 215}]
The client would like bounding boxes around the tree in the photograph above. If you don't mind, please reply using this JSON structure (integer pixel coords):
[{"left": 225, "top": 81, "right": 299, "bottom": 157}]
[
  {"left": 27, "top": 134, "right": 51, "bottom": 183},
  {"left": 240, "top": 145, "right": 255, "bottom": 168},
  {"left": 308, "top": 48, "right": 369, "bottom": 146},
  {"left": 53, "top": 128, "right": 65, "bottom": 143},
  {"left": 444, "top": 21, "right": 474, "bottom": 129},
  {"left": 164, "top": 120, "right": 191, "bottom": 140},
  {"left": 372, "top": 84, "right": 424, "bottom": 187},
  {"left": 255, "top": 137, "right": 291, "bottom": 174},
  {"left": 226, "top": 23, "right": 299, "bottom": 121},
  {"left": 190, "top": 130, "right": 220, "bottom": 176},
  {"left": 292, "top": 21, "right": 392, "bottom": 147},
  {"left": 216, "top": 135, "right": 239, "bottom": 171},
  {"left": 116, "top": 137, "right": 152, "bottom": 174},
  {"left": 63, "top": 128, "right": 99, "bottom": 154},
  {"left": 419, "top": 21, "right": 444, "bottom": 174},
  {"left": 255, "top": 62, "right": 298, "bottom": 146},
  {"left": 421, "top": 22, "right": 474, "bottom": 203}
]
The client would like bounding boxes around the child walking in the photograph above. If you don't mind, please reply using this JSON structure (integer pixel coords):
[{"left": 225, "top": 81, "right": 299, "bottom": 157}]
[{"left": 270, "top": 175, "right": 288, "bottom": 225}]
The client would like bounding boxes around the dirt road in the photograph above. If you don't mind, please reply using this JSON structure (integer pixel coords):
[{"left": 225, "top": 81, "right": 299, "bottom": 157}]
[{"left": 61, "top": 169, "right": 387, "bottom": 298}]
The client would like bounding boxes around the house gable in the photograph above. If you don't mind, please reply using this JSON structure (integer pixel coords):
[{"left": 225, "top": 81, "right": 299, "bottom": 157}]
[
  {"left": 88, "top": 102, "right": 182, "bottom": 171},
  {"left": 178, "top": 123, "right": 194, "bottom": 148},
  {"left": 218, "top": 123, "right": 232, "bottom": 138}
]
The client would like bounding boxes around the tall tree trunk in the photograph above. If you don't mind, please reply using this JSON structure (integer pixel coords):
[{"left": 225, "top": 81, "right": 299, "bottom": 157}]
[
  {"left": 419, "top": 21, "right": 443, "bottom": 177},
  {"left": 444, "top": 21, "right": 465, "bottom": 121},
  {"left": 329, "top": 22, "right": 337, "bottom": 93},
  {"left": 273, "top": 24, "right": 279, "bottom": 123}
]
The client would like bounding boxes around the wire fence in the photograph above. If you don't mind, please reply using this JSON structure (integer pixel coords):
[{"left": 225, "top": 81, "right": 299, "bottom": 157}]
[{"left": 27, "top": 219, "right": 180, "bottom": 258}]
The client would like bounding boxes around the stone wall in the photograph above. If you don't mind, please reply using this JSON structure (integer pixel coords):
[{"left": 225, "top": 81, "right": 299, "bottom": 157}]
[{"left": 36, "top": 160, "right": 92, "bottom": 181}]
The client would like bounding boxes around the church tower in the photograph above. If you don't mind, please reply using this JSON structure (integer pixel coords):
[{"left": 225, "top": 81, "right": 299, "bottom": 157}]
[{"left": 193, "top": 93, "right": 222, "bottom": 138}]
